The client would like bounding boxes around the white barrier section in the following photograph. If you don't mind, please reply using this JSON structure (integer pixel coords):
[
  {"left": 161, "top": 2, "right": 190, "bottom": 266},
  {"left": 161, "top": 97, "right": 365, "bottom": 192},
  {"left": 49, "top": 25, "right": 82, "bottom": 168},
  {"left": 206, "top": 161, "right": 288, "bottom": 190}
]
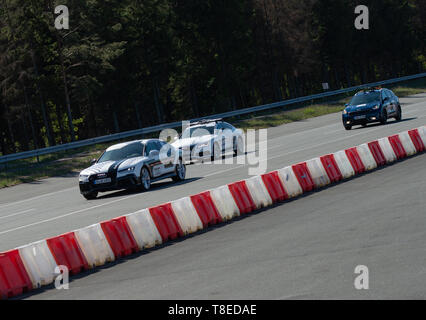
[
  {"left": 306, "top": 158, "right": 330, "bottom": 188},
  {"left": 378, "top": 137, "right": 397, "bottom": 163},
  {"left": 18, "top": 240, "right": 58, "bottom": 288},
  {"left": 74, "top": 223, "right": 115, "bottom": 267},
  {"left": 276, "top": 166, "right": 303, "bottom": 198},
  {"left": 210, "top": 186, "right": 240, "bottom": 220},
  {"left": 333, "top": 150, "right": 355, "bottom": 179},
  {"left": 399, "top": 131, "right": 417, "bottom": 156},
  {"left": 418, "top": 126, "right": 426, "bottom": 148},
  {"left": 244, "top": 176, "right": 273, "bottom": 209},
  {"left": 125, "top": 209, "right": 163, "bottom": 249},
  {"left": 171, "top": 197, "right": 203, "bottom": 233},
  {"left": 356, "top": 144, "right": 378, "bottom": 171}
]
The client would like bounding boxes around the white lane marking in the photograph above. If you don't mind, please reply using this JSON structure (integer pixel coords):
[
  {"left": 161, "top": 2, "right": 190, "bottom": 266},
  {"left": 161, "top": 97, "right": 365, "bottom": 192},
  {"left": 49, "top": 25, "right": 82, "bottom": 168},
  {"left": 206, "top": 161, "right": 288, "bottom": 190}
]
[
  {"left": 0, "top": 209, "right": 36, "bottom": 220},
  {"left": 0, "top": 193, "right": 143, "bottom": 236},
  {"left": 0, "top": 187, "right": 76, "bottom": 209}
]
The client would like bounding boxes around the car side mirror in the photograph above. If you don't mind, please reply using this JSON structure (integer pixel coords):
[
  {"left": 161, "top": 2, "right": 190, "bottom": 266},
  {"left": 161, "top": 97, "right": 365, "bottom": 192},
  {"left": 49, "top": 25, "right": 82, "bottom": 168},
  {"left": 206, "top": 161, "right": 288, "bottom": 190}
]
[
  {"left": 90, "top": 159, "right": 97, "bottom": 165},
  {"left": 344, "top": 103, "right": 349, "bottom": 107},
  {"left": 149, "top": 150, "right": 159, "bottom": 158}
]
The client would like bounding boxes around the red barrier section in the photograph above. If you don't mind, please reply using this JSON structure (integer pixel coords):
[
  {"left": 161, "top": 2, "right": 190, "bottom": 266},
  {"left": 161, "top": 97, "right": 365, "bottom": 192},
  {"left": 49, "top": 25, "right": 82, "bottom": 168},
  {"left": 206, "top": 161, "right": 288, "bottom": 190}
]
[
  {"left": 388, "top": 135, "right": 407, "bottom": 159},
  {"left": 101, "top": 217, "right": 139, "bottom": 258},
  {"left": 149, "top": 203, "right": 184, "bottom": 241},
  {"left": 345, "top": 148, "right": 365, "bottom": 174},
  {"left": 190, "top": 191, "right": 223, "bottom": 226},
  {"left": 46, "top": 232, "right": 89, "bottom": 275},
  {"left": 291, "top": 163, "right": 314, "bottom": 192},
  {"left": 228, "top": 181, "right": 256, "bottom": 214},
  {"left": 408, "top": 129, "right": 425, "bottom": 152},
  {"left": 0, "top": 250, "right": 32, "bottom": 299},
  {"left": 261, "top": 171, "right": 288, "bottom": 203},
  {"left": 320, "top": 154, "right": 343, "bottom": 183},
  {"left": 367, "top": 141, "right": 386, "bottom": 166}
]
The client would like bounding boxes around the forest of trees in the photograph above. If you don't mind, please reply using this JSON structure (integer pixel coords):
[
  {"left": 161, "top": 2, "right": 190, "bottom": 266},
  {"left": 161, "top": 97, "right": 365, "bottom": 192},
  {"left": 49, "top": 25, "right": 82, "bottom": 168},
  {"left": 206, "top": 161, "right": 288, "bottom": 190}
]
[{"left": 0, "top": 0, "right": 425, "bottom": 155}]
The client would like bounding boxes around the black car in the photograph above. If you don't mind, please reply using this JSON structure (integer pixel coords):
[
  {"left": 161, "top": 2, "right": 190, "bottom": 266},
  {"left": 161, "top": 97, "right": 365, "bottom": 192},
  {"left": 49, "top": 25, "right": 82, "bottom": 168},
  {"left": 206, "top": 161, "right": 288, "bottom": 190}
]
[{"left": 342, "top": 88, "right": 402, "bottom": 130}]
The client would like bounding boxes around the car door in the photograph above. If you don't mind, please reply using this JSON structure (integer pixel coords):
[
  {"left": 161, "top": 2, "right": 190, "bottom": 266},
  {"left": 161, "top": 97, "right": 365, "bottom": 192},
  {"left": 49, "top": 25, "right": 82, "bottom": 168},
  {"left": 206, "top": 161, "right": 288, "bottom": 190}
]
[
  {"left": 386, "top": 90, "right": 396, "bottom": 115},
  {"left": 145, "top": 141, "right": 163, "bottom": 178},
  {"left": 382, "top": 91, "right": 392, "bottom": 115},
  {"left": 158, "top": 140, "right": 176, "bottom": 174}
]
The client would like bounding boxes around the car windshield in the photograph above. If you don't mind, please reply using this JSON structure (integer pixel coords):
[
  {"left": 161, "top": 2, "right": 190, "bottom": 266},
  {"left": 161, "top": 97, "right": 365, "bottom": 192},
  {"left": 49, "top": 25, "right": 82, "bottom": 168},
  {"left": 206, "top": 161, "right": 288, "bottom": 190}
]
[
  {"left": 98, "top": 143, "right": 143, "bottom": 163},
  {"left": 182, "top": 125, "right": 215, "bottom": 138},
  {"left": 350, "top": 92, "right": 380, "bottom": 105}
]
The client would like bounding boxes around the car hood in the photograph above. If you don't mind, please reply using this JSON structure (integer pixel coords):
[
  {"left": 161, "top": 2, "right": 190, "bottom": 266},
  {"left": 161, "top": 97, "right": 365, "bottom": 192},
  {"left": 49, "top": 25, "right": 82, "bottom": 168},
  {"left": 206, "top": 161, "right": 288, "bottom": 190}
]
[
  {"left": 171, "top": 135, "right": 213, "bottom": 149},
  {"left": 79, "top": 157, "right": 147, "bottom": 176},
  {"left": 346, "top": 101, "right": 379, "bottom": 112}
]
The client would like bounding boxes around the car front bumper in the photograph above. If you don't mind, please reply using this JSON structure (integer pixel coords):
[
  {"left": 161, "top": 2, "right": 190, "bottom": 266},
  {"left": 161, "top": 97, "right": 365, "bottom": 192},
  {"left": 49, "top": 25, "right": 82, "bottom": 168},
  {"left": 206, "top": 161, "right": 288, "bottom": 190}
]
[
  {"left": 342, "top": 109, "right": 381, "bottom": 125},
  {"left": 79, "top": 174, "right": 138, "bottom": 194}
]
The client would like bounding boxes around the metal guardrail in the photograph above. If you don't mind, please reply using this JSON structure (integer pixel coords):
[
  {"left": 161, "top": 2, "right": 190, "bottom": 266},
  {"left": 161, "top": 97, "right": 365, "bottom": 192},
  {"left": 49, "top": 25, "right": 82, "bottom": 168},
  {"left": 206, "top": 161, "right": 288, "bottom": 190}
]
[{"left": 1, "top": 72, "right": 425, "bottom": 165}]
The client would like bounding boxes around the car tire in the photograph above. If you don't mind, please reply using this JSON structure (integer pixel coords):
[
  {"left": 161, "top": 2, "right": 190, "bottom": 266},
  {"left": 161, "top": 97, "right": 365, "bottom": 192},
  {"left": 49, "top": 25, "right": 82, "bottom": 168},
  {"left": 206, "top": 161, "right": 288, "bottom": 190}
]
[
  {"left": 83, "top": 191, "right": 98, "bottom": 200},
  {"left": 139, "top": 167, "right": 151, "bottom": 191},
  {"left": 380, "top": 109, "right": 388, "bottom": 125},
  {"left": 234, "top": 136, "right": 244, "bottom": 156},
  {"left": 211, "top": 142, "right": 221, "bottom": 161},
  {"left": 172, "top": 158, "right": 186, "bottom": 182},
  {"left": 344, "top": 124, "right": 352, "bottom": 130},
  {"left": 395, "top": 105, "right": 402, "bottom": 121}
]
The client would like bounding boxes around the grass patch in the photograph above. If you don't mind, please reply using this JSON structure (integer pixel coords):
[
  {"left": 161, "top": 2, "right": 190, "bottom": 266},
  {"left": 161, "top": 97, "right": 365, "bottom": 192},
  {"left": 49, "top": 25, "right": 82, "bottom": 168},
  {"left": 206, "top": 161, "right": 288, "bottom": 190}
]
[{"left": 1, "top": 76, "right": 425, "bottom": 188}]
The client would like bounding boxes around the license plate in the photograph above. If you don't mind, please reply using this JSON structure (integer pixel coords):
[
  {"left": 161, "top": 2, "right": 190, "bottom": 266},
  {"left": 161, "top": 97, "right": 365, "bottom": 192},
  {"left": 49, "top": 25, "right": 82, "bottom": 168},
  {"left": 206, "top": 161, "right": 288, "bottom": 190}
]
[
  {"left": 354, "top": 115, "right": 366, "bottom": 120},
  {"left": 94, "top": 178, "right": 111, "bottom": 185}
]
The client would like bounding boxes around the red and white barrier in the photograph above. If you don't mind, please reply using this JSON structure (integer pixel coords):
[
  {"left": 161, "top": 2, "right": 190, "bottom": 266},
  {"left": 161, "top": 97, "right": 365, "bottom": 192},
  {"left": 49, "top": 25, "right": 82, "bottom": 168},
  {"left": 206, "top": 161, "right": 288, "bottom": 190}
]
[{"left": 1, "top": 125, "right": 425, "bottom": 299}]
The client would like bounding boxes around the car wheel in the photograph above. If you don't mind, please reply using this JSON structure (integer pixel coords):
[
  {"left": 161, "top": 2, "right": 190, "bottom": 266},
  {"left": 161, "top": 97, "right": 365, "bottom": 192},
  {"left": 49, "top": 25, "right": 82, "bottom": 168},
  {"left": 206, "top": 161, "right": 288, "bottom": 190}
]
[
  {"left": 172, "top": 158, "right": 186, "bottom": 182},
  {"left": 395, "top": 105, "right": 402, "bottom": 121},
  {"left": 344, "top": 123, "right": 352, "bottom": 130},
  {"left": 234, "top": 136, "right": 244, "bottom": 156},
  {"left": 380, "top": 109, "right": 388, "bottom": 125},
  {"left": 140, "top": 167, "right": 151, "bottom": 191},
  {"left": 211, "top": 142, "right": 221, "bottom": 161},
  {"left": 83, "top": 191, "right": 98, "bottom": 200}
]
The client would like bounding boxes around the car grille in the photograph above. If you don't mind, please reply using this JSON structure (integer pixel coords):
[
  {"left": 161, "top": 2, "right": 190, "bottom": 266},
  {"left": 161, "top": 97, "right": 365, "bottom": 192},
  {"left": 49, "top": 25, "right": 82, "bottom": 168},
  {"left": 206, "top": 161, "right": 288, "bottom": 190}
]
[{"left": 349, "top": 110, "right": 368, "bottom": 116}]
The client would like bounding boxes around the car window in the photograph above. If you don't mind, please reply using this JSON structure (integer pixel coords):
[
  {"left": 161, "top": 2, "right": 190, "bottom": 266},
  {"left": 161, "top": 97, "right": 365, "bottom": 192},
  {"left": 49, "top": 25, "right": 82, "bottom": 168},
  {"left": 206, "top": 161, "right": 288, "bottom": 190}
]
[
  {"left": 183, "top": 125, "right": 215, "bottom": 138},
  {"left": 350, "top": 92, "right": 381, "bottom": 105},
  {"left": 98, "top": 143, "right": 143, "bottom": 163},
  {"left": 222, "top": 122, "right": 235, "bottom": 131},
  {"left": 145, "top": 141, "right": 157, "bottom": 155}
]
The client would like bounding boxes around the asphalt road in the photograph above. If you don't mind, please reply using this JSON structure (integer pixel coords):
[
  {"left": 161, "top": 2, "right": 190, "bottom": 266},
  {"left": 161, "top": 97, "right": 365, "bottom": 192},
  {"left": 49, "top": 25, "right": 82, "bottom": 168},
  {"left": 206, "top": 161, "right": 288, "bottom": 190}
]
[
  {"left": 23, "top": 153, "right": 426, "bottom": 299},
  {"left": 0, "top": 93, "right": 425, "bottom": 299}
]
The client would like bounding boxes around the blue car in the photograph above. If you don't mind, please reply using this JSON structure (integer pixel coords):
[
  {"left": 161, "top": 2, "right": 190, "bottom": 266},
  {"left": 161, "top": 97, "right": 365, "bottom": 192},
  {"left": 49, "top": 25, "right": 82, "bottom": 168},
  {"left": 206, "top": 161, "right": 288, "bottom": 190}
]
[{"left": 342, "top": 88, "right": 402, "bottom": 130}]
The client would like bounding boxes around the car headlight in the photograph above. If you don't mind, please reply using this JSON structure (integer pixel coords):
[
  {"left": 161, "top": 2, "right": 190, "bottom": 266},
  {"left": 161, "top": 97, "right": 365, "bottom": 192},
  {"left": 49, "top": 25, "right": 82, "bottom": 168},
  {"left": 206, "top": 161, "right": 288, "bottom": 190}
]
[
  {"left": 119, "top": 166, "right": 135, "bottom": 173},
  {"left": 372, "top": 104, "right": 380, "bottom": 110},
  {"left": 343, "top": 109, "right": 348, "bottom": 115},
  {"left": 79, "top": 175, "right": 89, "bottom": 183}
]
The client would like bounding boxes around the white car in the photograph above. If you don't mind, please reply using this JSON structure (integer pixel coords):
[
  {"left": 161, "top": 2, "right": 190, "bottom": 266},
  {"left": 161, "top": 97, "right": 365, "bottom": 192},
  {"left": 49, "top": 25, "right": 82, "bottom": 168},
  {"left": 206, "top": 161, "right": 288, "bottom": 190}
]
[
  {"left": 171, "top": 119, "right": 245, "bottom": 162},
  {"left": 79, "top": 139, "right": 185, "bottom": 199}
]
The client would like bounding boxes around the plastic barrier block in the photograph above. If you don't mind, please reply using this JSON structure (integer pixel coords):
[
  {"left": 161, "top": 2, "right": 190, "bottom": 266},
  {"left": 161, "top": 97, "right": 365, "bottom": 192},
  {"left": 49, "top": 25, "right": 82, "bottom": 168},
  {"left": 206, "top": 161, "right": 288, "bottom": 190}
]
[
  {"left": 345, "top": 148, "right": 365, "bottom": 174},
  {"left": 388, "top": 135, "right": 407, "bottom": 159},
  {"left": 261, "top": 171, "right": 288, "bottom": 203},
  {"left": 333, "top": 150, "right": 355, "bottom": 179},
  {"left": 244, "top": 176, "right": 273, "bottom": 209},
  {"left": 292, "top": 163, "right": 315, "bottom": 192},
  {"left": 408, "top": 129, "right": 425, "bottom": 152},
  {"left": 418, "top": 126, "right": 426, "bottom": 148},
  {"left": 171, "top": 197, "right": 204, "bottom": 233},
  {"left": 356, "top": 144, "right": 377, "bottom": 171},
  {"left": 276, "top": 166, "right": 303, "bottom": 198},
  {"left": 74, "top": 223, "right": 115, "bottom": 268},
  {"left": 125, "top": 209, "right": 162, "bottom": 249},
  {"left": 0, "top": 250, "right": 32, "bottom": 299},
  {"left": 18, "top": 240, "right": 58, "bottom": 288},
  {"left": 378, "top": 137, "right": 397, "bottom": 163},
  {"left": 209, "top": 186, "right": 241, "bottom": 220},
  {"left": 368, "top": 141, "right": 386, "bottom": 167},
  {"left": 191, "top": 191, "right": 223, "bottom": 226},
  {"left": 306, "top": 158, "right": 331, "bottom": 188},
  {"left": 101, "top": 217, "right": 139, "bottom": 258},
  {"left": 149, "top": 203, "right": 184, "bottom": 242},
  {"left": 320, "top": 154, "right": 343, "bottom": 183},
  {"left": 399, "top": 131, "right": 417, "bottom": 156},
  {"left": 46, "top": 232, "right": 89, "bottom": 275},
  {"left": 228, "top": 181, "right": 256, "bottom": 214}
]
